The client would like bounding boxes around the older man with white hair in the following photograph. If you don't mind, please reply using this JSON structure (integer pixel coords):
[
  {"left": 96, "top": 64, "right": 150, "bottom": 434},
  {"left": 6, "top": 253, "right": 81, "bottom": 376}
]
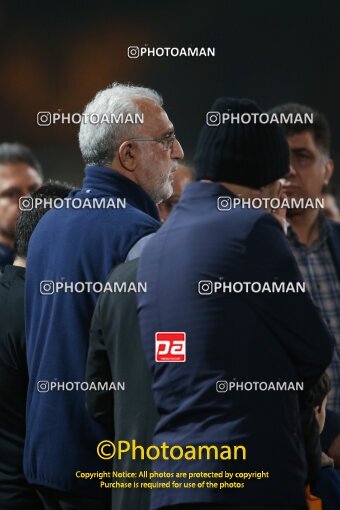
[{"left": 24, "top": 83, "right": 183, "bottom": 509}]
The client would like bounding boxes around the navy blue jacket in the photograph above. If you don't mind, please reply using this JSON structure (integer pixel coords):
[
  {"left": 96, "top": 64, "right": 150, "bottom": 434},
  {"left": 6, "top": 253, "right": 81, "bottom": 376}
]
[
  {"left": 137, "top": 182, "right": 335, "bottom": 509},
  {"left": 24, "top": 166, "right": 160, "bottom": 496}
]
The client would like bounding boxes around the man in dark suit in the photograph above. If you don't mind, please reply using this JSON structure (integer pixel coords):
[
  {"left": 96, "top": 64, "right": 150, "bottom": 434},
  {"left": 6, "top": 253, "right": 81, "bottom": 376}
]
[
  {"left": 0, "top": 181, "right": 71, "bottom": 509},
  {"left": 86, "top": 258, "right": 159, "bottom": 510},
  {"left": 137, "top": 98, "right": 335, "bottom": 510}
]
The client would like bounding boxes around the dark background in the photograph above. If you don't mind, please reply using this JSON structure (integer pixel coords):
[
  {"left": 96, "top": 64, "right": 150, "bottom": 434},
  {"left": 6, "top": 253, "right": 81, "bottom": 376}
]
[{"left": 1, "top": 0, "right": 339, "bottom": 187}]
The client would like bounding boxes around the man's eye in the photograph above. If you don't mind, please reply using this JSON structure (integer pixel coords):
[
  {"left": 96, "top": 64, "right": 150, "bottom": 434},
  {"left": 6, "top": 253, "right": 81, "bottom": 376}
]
[
  {"left": 1, "top": 189, "right": 18, "bottom": 199},
  {"left": 296, "top": 153, "right": 311, "bottom": 162}
]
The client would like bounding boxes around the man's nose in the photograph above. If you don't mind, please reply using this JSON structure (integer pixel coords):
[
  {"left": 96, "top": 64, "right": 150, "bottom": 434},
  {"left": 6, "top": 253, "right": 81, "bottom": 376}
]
[{"left": 172, "top": 138, "right": 184, "bottom": 160}]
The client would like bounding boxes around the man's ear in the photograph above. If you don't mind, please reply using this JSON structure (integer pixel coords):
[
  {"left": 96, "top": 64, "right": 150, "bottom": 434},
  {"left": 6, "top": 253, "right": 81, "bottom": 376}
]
[
  {"left": 118, "top": 141, "right": 137, "bottom": 172},
  {"left": 314, "top": 404, "right": 321, "bottom": 416},
  {"left": 324, "top": 158, "right": 334, "bottom": 185}
]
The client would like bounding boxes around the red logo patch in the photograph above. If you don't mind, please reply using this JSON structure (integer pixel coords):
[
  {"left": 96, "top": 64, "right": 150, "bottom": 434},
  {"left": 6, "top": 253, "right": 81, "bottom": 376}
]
[{"left": 155, "top": 332, "right": 186, "bottom": 362}]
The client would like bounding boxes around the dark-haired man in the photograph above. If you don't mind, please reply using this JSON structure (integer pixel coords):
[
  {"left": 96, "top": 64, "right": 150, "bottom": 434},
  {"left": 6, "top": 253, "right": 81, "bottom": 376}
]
[
  {"left": 270, "top": 103, "right": 340, "bottom": 415},
  {"left": 0, "top": 142, "right": 43, "bottom": 270},
  {"left": 0, "top": 181, "right": 72, "bottom": 509}
]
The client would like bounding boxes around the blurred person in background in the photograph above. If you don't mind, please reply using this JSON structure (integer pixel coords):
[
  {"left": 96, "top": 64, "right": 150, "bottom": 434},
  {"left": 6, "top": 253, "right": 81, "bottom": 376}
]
[
  {"left": 0, "top": 181, "right": 72, "bottom": 510},
  {"left": 24, "top": 83, "right": 183, "bottom": 510},
  {"left": 158, "top": 161, "right": 194, "bottom": 221},
  {"left": 0, "top": 142, "right": 43, "bottom": 271}
]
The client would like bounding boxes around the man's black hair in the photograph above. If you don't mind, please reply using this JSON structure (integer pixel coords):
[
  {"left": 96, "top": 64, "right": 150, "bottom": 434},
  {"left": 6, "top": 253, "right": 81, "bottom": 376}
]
[
  {"left": 15, "top": 180, "right": 73, "bottom": 258},
  {"left": 0, "top": 142, "right": 43, "bottom": 176},
  {"left": 268, "top": 103, "right": 331, "bottom": 156}
]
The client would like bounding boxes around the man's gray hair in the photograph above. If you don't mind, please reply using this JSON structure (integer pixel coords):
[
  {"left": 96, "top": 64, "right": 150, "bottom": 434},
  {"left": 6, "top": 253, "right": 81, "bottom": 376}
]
[{"left": 78, "top": 83, "right": 163, "bottom": 166}]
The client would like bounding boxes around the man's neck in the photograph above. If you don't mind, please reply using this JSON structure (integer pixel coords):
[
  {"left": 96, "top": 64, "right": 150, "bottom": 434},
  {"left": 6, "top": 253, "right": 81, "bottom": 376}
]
[
  {"left": 288, "top": 208, "right": 321, "bottom": 247},
  {"left": 217, "top": 181, "right": 259, "bottom": 199},
  {"left": 0, "top": 234, "right": 14, "bottom": 248}
]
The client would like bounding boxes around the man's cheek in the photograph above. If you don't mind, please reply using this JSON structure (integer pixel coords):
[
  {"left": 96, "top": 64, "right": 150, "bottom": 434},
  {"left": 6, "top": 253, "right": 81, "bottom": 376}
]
[
  {"left": 5, "top": 203, "right": 19, "bottom": 222},
  {"left": 0, "top": 209, "right": 18, "bottom": 234},
  {"left": 306, "top": 168, "right": 324, "bottom": 194},
  {"left": 5, "top": 211, "right": 17, "bottom": 225},
  {"left": 0, "top": 198, "right": 11, "bottom": 216}
]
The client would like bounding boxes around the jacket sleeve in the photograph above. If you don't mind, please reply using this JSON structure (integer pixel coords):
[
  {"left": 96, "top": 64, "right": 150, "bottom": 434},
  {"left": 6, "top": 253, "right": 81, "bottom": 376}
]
[
  {"left": 243, "top": 213, "right": 335, "bottom": 386},
  {"left": 85, "top": 294, "right": 114, "bottom": 434}
]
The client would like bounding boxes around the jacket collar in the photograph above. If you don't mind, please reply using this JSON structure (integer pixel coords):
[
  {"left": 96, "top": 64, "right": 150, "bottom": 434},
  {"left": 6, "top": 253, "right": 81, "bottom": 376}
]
[
  {"left": 182, "top": 181, "right": 238, "bottom": 199},
  {"left": 74, "top": 165, "right": 160, "bottom": 221},
  {"left": 1, "top": 264, "right": 26, "bottom": 280}
]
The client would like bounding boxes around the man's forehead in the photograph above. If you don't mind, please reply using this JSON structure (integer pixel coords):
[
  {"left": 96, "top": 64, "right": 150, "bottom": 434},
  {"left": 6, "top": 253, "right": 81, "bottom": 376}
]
[
  {"left": 287, "top": 131, "right": 317, "bottom": 150},
  {"left": 0, "top": 163, "right": 41, "bottom": 186},
  {"left": 0, "top": 162, "right": 35, "bottom": 175},
  {"left": 135, "top": 98, "right": 173, "bottom": 133}
]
